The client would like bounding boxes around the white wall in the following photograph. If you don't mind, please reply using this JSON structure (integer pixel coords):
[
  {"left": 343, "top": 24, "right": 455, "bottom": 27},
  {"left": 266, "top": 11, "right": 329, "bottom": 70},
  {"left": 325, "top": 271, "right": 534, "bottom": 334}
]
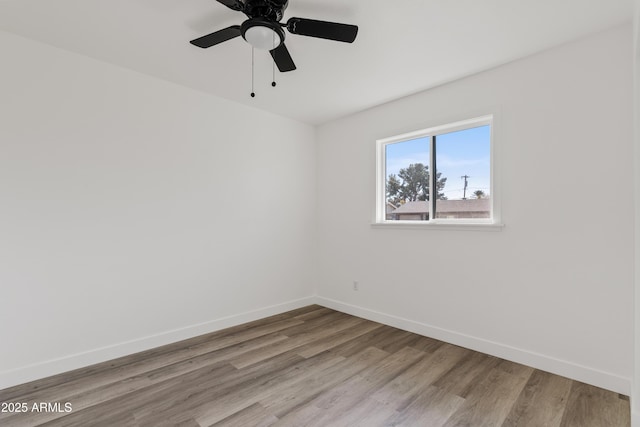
[
  {"left": 633, "top": 0, "right": 640, "bottom": 423},
  {"left": 0, "top": 21, "right": 635, "bottom": 402},
  {"left": 0, "top": 31, "right": 317, "bottom": 388},
  {"left": 317, "top": 25, "right": 634, "bottom": 394}
]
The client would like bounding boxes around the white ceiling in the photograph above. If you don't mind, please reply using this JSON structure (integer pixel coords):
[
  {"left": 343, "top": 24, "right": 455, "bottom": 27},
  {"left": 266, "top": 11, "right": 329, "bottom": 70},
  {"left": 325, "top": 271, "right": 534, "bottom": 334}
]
[{"left": 0, "top": 0, "right": 633, "bottom": 124}]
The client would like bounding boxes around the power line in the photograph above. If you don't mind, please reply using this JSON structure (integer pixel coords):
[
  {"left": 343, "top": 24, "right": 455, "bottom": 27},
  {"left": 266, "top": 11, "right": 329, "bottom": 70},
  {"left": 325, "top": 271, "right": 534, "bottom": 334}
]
[{"left": 443, "top": 186, "right": 489, "bottom": 192}]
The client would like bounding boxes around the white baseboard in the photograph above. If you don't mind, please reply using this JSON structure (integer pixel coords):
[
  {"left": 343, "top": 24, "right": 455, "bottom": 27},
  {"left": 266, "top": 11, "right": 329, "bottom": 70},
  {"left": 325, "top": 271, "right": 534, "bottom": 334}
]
[
  {"left": 0, "top": 296, "right": 316, "bottom": 390},
  {"left": 315, "top": 296, "right": 632, "bottom": 396},
  {"left": 3, "top": 295, "right": 631, "bottom": 399}
]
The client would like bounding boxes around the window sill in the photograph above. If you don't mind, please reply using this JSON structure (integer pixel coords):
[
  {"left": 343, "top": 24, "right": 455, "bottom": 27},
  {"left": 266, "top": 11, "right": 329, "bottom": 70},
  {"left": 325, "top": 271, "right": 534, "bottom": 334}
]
[{"left": 371, "top": 221, "right": 505, "bottom": 231}]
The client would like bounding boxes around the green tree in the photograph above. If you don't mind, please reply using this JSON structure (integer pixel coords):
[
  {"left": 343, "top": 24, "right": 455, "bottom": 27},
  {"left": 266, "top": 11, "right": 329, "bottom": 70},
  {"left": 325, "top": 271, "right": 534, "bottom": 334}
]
[
  {"left": 473, "top": 190, "right": 486, "bottom": 199},
  {"left": 386, "top": 174, "right": 402, "bottom": 206},
  {"left": 386, "top": 163, "right": 447, "bottom": 203}
]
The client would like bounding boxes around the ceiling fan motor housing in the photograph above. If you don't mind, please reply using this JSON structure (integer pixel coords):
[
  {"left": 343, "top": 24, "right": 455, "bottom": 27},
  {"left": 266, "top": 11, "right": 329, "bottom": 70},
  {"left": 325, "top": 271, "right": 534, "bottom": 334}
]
[{"left": 243, "top": 0, "right": 289, "bottom": 22}]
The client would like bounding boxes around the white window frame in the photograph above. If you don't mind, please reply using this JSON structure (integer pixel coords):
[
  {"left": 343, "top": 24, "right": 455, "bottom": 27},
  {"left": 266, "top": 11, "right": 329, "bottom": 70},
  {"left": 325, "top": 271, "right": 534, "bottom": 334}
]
[{"left": 374, "top": 114, "right": 503, "bottom": 231}]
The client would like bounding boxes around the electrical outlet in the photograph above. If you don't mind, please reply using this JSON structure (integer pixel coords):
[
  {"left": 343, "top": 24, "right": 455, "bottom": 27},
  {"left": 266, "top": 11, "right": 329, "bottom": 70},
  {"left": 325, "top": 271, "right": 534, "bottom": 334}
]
[{"left": 353, "top": 281, "right": 359, "bottom": 291}]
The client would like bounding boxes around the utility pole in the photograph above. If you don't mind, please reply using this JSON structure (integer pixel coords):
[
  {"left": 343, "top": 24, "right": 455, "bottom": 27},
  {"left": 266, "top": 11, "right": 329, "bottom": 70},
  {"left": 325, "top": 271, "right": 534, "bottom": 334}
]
[{"left": 461, "top": 175, "right": 470, "bottom": 200}]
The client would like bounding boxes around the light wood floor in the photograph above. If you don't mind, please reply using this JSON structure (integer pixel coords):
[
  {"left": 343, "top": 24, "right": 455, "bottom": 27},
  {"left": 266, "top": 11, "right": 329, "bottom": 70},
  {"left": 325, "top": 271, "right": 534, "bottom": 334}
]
[{"left": 0, "top": 305, "right": 630, "bottom": 426}]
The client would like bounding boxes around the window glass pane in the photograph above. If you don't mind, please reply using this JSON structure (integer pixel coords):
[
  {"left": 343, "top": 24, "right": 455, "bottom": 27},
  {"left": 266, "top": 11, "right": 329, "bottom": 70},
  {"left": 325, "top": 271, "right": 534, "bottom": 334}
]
[
  {"left": 435, "top": 125, "right": 491, "bottom": 219},
  {"left": 385, "top": 137, "right": 430, "bottom": 221}
]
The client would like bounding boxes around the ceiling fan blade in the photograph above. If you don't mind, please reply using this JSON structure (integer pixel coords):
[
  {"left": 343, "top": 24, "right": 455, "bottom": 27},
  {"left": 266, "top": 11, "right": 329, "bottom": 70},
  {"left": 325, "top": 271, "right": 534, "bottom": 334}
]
[
  {"left": 270, "top": 43, "right": 296, "bottom": 72},
  {"left": 190, "top": 25, "right": 242, "bottom": 48},
  {"left": 286, "top": 17, "right": 358, "bottom": 43},
  {"left": 216, "top": 0, "right": 244, "bottom": 12}
]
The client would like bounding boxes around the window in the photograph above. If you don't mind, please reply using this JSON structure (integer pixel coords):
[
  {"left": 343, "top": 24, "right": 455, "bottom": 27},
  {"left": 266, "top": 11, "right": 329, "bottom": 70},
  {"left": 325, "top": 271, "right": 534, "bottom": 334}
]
[{"left": 376, "top": 115, "right": 499, "bottom": 227}]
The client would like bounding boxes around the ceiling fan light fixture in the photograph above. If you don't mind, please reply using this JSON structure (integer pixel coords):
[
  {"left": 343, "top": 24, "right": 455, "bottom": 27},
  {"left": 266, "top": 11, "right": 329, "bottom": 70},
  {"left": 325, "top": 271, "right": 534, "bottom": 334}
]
[
  {"left": 190, "top": 1, "right": 359, "bottom": 74},
  {"left": 241, "top": 19, "right": 284, "bottom": 50}
]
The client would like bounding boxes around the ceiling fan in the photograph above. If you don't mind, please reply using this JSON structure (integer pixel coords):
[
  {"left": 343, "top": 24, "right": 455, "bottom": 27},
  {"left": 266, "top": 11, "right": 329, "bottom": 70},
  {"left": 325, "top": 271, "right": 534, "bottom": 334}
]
[{"left": 190, "top": 0, "right": 358, "bottom": 72}]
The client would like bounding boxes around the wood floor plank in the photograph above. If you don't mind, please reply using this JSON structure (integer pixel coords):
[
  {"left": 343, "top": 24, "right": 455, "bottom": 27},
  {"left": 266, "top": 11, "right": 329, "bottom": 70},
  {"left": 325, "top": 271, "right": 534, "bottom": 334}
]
[
  {"left": 559, "top": 381, "right": 631, "bottom": 427},
  {"left": 324, "top": 397, "right": 400, "bottom": 427},
  {"left": 323, "top": 324, "right": 407, "bottom": 357},
  {"left": 385, "top": 385, "right": 466, "bottom": 427},
  {"left": 173, "top": 419, "right": 202, "bottom": 427},
  {"left": 502, "top": 369, "right": 573, "bottom": 427},
  {"left": 192, "top": 352, "right": 345, "bottom": 427},
  {"left": 40, "top": 411, "right": 141, "bottom": 427},
  {"left": 409, "top": 334, "right": 446, "bottom": 354},
  {"left": 432, "top": 350, "right": 501, "bottom": 398},
  {"left": 136, "top": 352, "right": 311, "bottom": 427},
  {"left": 376, "top": 330, "right": 424, "bottom": 354},
  {"left": 210, "top": 403, "right": 278, "bottom": 427},
  {"left": 370, "top": 343, "right": 469, "bottom": 410},
  {"left": 130, "top": 352, "right": 302, "bottom": 425},
  {"left": 299, "top": 347, "right": 426, "bottom": 427},
  {"left": 228, "top": 315, "right": 366, "bottom": 369},
  {"left": 296, "top": 320, "right": 382, "bottom": 358},
  {"left": 260, "top": 347, "right": 390, "bottom": 417},
  {"left": 274, "top": 310, "right": 354, "bottom": 337},
  {"left": 270, "top": 404, "right": 322, "bottom": 427},
  {"left": 292, "top": 306, "right": 334, "bottom": 321},
  {"left": 442, "top": 365, "right": 534, "bottom": 427},
  {"left": 277, "top": 304, "right": 324, "bottom": 318},
  {"left": 0, "top": 306, "right": 630, "bottom": 427}
]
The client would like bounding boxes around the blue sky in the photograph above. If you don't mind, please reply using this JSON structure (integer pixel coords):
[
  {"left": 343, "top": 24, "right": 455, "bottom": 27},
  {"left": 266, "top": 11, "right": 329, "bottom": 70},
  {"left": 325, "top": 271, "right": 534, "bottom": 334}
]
[{"left": 385, "top": 125, "right": 491, "bottom": 200}]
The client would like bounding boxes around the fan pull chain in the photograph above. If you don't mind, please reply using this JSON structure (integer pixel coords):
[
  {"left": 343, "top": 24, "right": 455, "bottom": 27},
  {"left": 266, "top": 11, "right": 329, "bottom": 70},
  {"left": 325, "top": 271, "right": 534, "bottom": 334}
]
[
  {"left": 272, "top": 61, "right": 276, "bottom": 87},
  {"left": 272, "top": 33, "right": 277, "bottom": 87},
  {"left": 250, "top": 47, "right": 255, "bottom": 98}
]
